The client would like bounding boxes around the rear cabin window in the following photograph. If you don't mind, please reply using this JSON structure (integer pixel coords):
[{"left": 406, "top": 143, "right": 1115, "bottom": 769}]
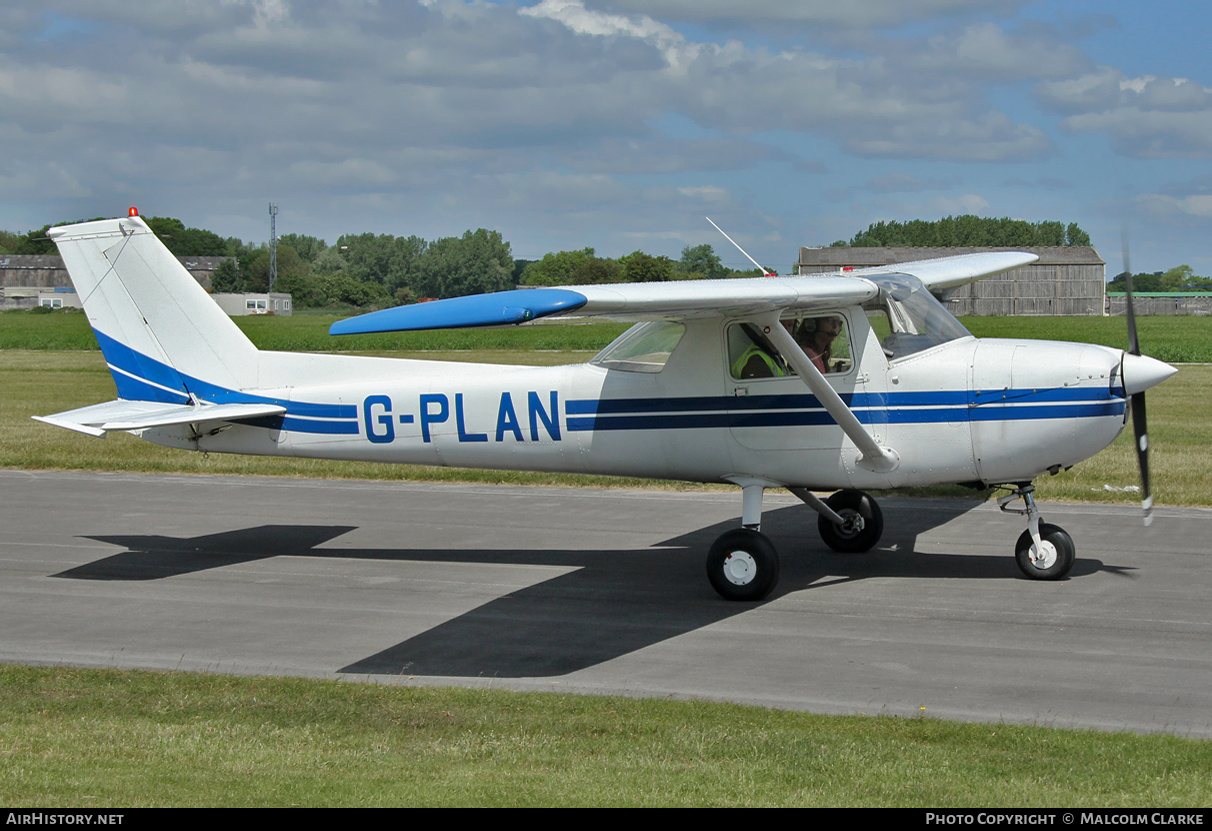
[{"left": 592, "top": 321, "right": 685, "bottom": 373}]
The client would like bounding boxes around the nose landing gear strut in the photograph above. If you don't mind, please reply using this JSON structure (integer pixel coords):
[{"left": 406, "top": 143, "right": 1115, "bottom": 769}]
[{"left": 997, "top": 484, "right": 1075, "bottom": 580}]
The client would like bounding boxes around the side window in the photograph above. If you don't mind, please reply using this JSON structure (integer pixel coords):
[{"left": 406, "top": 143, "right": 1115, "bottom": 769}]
[
  {"left": 789, "top": 315, "right": 852, "bottom": 375},
  {"left": 729, "top": 323, "right": 784, "bottom": 379},
  {"left": 728, "top": 314, "right": 852, "bottom": 380}
]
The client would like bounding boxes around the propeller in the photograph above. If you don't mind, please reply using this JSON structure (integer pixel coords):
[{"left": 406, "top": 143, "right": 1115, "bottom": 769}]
[{"left": 1118, "top": 236, "right": 1173, "bottom": 526}]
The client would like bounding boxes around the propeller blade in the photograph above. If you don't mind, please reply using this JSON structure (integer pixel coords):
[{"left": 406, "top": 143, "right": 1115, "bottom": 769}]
[
  {"left": 1131, "top": 392, "right": 1153, "bottom": 526},
  {"left": 1121, "top": 233, "right": 1155, "bottom": 525},
  {"left": 1122, "top": 234, "right": 1140, "bottom": 356}
]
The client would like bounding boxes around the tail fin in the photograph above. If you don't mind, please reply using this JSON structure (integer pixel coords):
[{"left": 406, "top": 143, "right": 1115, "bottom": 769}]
[{"left": 47, "top": 215, "right": 260, "bottom": 403}]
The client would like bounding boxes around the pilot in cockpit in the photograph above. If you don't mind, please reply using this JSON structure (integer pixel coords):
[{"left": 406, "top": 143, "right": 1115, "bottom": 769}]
[
  {"left": 793, "top": 315, "right": 842, "bottom": 374},
  {"left": 731, "top": 315, "right": 847, "bottom": 379}
]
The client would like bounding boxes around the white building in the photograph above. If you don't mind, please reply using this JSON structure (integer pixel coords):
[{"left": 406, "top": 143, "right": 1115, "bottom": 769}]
[{"left": 210, "top": 292, "right": 293, "bottom": 316}]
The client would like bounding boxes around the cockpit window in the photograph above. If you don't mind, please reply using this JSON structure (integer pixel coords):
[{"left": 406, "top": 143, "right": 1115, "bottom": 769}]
[
  {"left": 728, "top": 313, "right": 853, "bottom": 380},
  {"left": 591, "top": 321, "right": 685, "bottom": 373},
  {"left": 864, "top": 274, "right": 972, "bottom": 360}
]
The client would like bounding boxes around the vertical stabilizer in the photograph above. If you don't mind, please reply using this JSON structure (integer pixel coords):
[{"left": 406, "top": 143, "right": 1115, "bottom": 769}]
[{"left": 47, "top": 216, "right": 261, "bottom": 402}]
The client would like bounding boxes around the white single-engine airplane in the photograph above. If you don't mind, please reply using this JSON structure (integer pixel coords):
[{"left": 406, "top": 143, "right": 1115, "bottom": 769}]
[{"left": 36, "top": 211, "right": 1176, "bottom": 600}]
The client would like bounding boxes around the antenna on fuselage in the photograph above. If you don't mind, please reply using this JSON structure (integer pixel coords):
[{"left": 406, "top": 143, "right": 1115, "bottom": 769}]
[{"left": 706, "top": 217, "right": 777, "bottom": 277}]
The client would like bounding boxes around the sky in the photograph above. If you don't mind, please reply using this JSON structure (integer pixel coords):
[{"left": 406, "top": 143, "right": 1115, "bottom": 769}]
[{"left": 4, "top": 0, "right": 1212, "bottom": 276}]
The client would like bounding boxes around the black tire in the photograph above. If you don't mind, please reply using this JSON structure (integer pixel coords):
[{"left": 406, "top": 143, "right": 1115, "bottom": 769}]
[
  {"left": 818, "top": 489, "right": 884, "bottom": 553},
  {"left": 1015, "top": 523, "right": 1075, "bottom": 580},
  {"left": 706, "top": 529, "right": 780, "bottom": 601}
]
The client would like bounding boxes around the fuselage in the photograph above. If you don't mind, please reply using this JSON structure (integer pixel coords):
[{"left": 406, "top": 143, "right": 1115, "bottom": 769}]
[{"left": 142, "top": 308, "right": 1131, "bottom": 492}]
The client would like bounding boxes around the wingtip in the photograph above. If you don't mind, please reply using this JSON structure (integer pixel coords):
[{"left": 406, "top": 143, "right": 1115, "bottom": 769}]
[{"left": 330, "top": 288, "right": 588, "bottom": 335}]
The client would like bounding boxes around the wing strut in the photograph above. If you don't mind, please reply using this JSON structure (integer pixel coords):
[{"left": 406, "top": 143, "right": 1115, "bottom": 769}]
[{"left": 758, "top": 312, "right": 899, "bottom": 474}]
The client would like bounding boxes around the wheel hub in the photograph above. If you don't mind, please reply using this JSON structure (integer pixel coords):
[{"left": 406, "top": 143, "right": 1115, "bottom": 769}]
[
  {"left": 838, "top": 509, "right": 865, "bottom": 538},
  {"left": 1029, "top": 540, "right": 1058, "bottom": 569},
  {"left": 722, "top": 551, "right": 757, "bottom": 585}
]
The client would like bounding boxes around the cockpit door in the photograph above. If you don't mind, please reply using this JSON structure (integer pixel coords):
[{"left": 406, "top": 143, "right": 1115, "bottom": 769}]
[{"left": 726, "top": 309, "right": 885, "bottom": 452}]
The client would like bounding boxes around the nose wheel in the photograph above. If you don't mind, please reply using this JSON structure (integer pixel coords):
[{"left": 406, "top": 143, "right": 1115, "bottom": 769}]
[
  {"left": 998, "top": 485, "right": 1075, "bottom": 580},
  {"left": 1014, "top": 523, "right": 1075, "bottom": 580}
]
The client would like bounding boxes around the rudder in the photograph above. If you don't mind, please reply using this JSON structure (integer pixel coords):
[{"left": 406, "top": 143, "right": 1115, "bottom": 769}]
[{"left": 48, "top": 215, "right": 261, "bottom": 403}]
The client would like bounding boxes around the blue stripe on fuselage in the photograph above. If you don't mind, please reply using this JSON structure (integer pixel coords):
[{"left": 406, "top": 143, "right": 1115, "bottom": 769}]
[
  {"left": 564, "top": 388, "right": 1125, "bottom": 432},
  {"left": 91, "top": 330, "right": 359, "bottom": 434},
  {"left": 91, "top": 328, "right": 1125, "bottom": 440}
]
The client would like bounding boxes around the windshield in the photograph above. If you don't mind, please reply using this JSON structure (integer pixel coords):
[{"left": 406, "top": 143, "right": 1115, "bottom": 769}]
[{"left": 864, "top": 274, "right": 972, "bottom": 360}]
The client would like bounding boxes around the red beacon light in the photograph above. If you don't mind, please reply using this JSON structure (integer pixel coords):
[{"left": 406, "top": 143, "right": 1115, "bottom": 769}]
[{"left": 128, "top": 207, "right": 139, "bottom": 217}]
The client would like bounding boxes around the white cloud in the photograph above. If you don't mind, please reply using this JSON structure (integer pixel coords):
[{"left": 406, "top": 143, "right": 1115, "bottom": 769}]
[
  {"left": 586, "top": 0, "right": 1028, "bottom": 29},
  {"left": 1, "top": 0, "right": 1208, "bottom": 271},
  {"left": 929, "top": 193, "right": 991, "bottom": 214},
  {"left": 864, "top": 173, "right": 959, "bottom": 193},
  {"left": 677, "top": 185, "right": 729, "bottom": 200},
  {"left": 846, "top": 112, "right": 1052, "bottom": 161},
  {"left": 1138, "top": 192, "right": 1212, "bottom": 219},
  {"left": 1035, "top": 66, "right": 1124, "bottom": 113},
  {"left": 909, "top": 21, "right": 1091, "bottom": 81},
  {"left": 1037, "top": 65, "right": 1212, "bottom": 158}
]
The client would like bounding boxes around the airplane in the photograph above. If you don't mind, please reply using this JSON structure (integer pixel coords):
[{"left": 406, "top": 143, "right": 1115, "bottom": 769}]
[{"left": 34, "top": 209, "right": 1177, "bottom": 601}]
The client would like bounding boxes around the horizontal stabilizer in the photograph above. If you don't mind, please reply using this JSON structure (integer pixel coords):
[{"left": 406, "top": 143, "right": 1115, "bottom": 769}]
[
  {"left": 34, "top": 400, "right": 288, "bottom": 437},
  {"left": 330, "top": 288, "right": 588, "bottom": 335}
]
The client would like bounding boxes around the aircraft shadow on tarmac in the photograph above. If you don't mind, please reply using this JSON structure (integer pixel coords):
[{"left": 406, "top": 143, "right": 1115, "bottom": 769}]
[{"left": 54, "top": 500, "right": 1123, "bottom": 678}]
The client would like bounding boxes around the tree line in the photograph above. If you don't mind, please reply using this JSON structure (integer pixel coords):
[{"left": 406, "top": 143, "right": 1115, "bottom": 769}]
[
  {"left": 10, "top": 214, "right": 1206, "bottom": 310},
  {"left": 1, "top": 217, "right": 761, "bottom": 310},
  {"left": 1108, "top": 265, "right": 1212, "bottom": 292},
  {"left": 836, "top": 216, "right": 1092, "bottom": 248}
]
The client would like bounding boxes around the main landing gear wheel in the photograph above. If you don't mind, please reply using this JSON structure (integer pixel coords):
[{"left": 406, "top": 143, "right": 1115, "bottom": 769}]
[
  {"left": 1015, "top": 523, "right": 1075, "bottom": 580},
  {"left": 706, "top": 528, "right": 779, "bottom": 602},
  {"left": 818, "top": 489, "right": 884, "bottom": 553}
]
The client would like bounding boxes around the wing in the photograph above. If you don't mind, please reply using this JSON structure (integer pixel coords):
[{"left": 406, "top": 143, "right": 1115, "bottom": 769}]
[
  {"left": 329, "top": 251, "right": 1038, "bottom": 335},
  {"left": 34, "top": 400, "right": 287, "bottom": 437},
  {"left": 850, "top": 251, "right": 1039, "bottom": 292},
  {"left": 330, "top": 275, "right": 879, "bottom": 335}
]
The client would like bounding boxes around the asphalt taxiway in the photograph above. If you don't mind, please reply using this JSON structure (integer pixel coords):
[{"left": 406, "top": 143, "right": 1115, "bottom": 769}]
[{"left": 2, "top": 469, "right": 1209, "bottom": 737}]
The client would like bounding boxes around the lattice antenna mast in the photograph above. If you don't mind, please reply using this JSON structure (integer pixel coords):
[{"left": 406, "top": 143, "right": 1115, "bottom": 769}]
[{"left": 268, "top": 202, "right": 278, "bottom": 291}]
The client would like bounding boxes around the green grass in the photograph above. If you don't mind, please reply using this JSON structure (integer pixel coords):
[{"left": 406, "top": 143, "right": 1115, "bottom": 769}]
[
  {"left": 4, "top": 314, "right": 1210, "bottom": 805},
  {"left": 0, "top": 307, "right": 630, "bottom": 353},
  {"left": 0, "top": 351, "right": 688, "bottom": 489},
  {"left": 7, "top": 308, "right": 1211, "bottom": 362},
  {"left": 960, "top": 314, "right": 1212, "bottom": 364},
  {"left": 2, "top": 309, "right": 1209, "bottom": 505},
  {"left": 2, "top": 665, "right": 1208, "bottom": 807}
]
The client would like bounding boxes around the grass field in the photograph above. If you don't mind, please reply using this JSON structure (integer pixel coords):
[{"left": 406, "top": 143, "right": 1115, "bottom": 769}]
[
  {"left": 3, "top": 310, "right": 1210, "bottom": 806},
  {"left": 0, "top": 308, "right": 632, "bottom": 353},
  {"left": 5, "top": 307, "right": 1212, "bottom": 361},
  {"left": 2, "top": 310, "right": 1209, "bottom": 505},
  {"left": 3, "top": 665, "right": 1210, "bottom": 807}
]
